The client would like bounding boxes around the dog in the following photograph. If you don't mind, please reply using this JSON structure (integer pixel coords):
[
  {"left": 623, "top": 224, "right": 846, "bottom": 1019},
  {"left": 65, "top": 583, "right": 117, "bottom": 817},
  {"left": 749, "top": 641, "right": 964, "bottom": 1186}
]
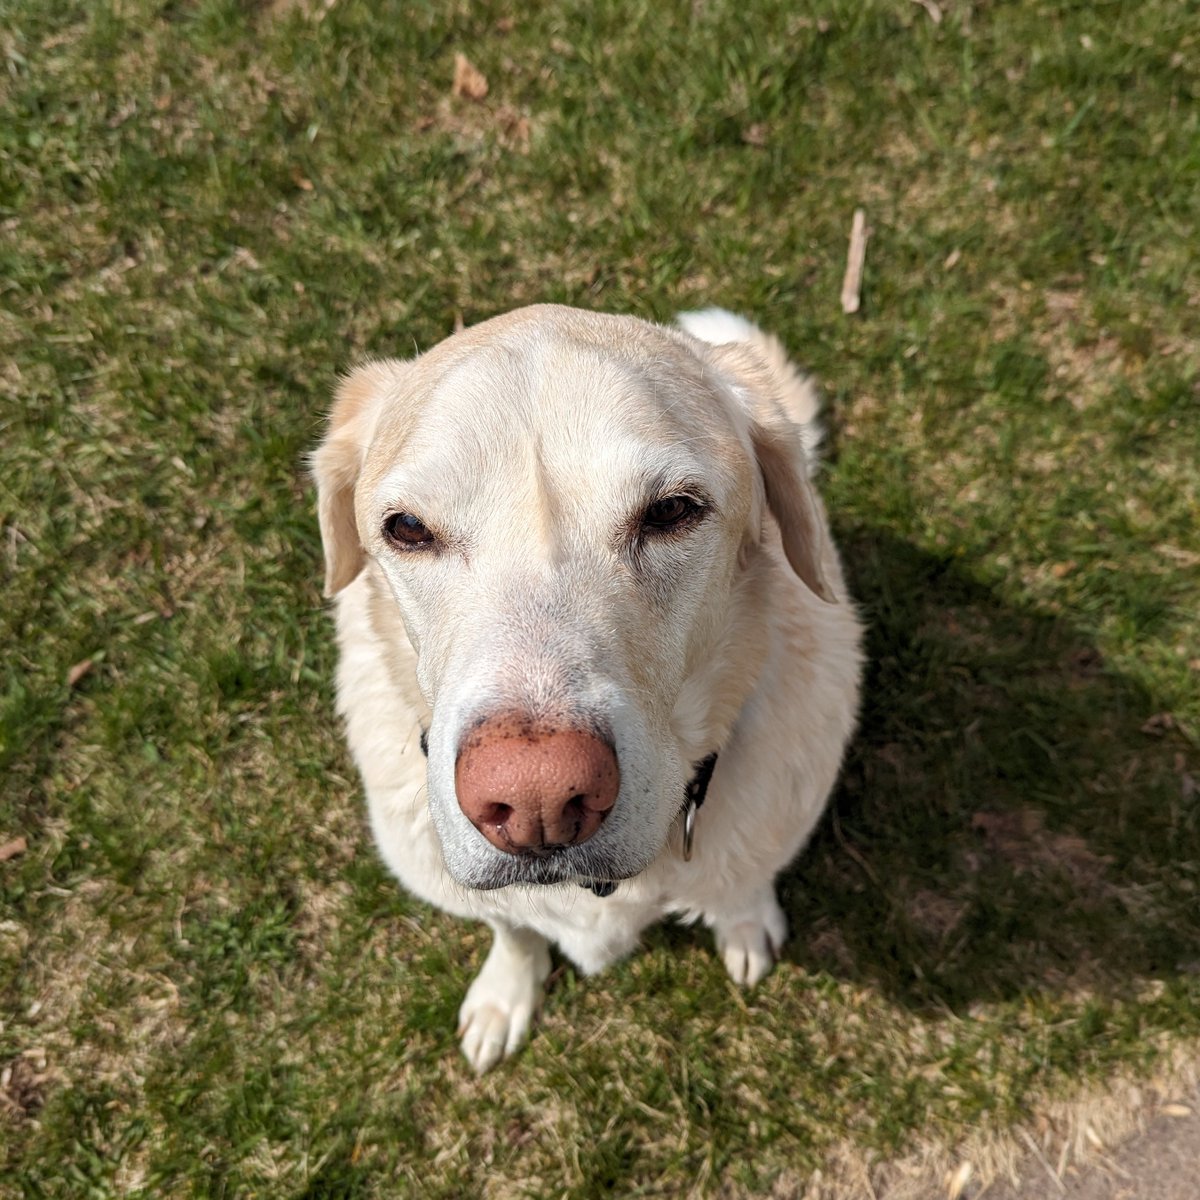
[{"left": 313, "top": 304, "right": 863, "bottom": 1073}]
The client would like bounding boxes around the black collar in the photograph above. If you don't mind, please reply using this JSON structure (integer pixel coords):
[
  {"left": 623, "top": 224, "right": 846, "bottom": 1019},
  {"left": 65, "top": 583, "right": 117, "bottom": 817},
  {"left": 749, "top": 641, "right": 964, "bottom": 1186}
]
[
  {"left": 684, "top": 751, "right": 719, "bottom": 815},
  {"left": 585, "top": 751, "right": 719, "bottom": 898}
]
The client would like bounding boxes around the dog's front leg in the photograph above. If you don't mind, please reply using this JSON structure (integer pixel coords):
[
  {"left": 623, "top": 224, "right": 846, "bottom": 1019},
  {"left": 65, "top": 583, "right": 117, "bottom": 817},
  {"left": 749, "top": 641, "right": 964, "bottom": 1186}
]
[
  {"left": 457, "top": 921, "right": 551, "bottom": 1073},
  {"left": 703, "top": 884, "right": 789, "bottom": 987}
]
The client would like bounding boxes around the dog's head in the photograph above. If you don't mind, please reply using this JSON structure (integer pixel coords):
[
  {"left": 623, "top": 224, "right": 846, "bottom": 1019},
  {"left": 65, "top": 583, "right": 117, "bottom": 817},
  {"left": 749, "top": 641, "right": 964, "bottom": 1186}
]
[{"left": 313, "top": 305, "right": 833, "bottom": 889}]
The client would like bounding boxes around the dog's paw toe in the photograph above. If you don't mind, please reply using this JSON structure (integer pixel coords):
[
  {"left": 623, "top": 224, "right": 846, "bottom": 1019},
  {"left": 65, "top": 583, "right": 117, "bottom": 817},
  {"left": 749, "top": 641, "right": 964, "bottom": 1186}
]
[
  {"left": 715, "top": 898, "right": 787, "bottom": 987},
  {"left": 456, "top": 940, "right": 548, "bottom": 1074},
  {"left": 457, "top": 996, "right": 533, "bottom": 1075}
]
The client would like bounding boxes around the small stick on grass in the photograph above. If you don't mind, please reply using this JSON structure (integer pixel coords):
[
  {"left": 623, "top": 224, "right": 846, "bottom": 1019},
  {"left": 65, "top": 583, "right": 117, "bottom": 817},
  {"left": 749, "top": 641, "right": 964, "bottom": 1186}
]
[
  {"left": 1017, "top": 1127, "right": 1067, "bottom": 1194},
  {"left": 841, "top": 208, "right": 868, "bottom": 314},
  {"left": 0, "top": 836, "right": 27, "bottom": 862}
]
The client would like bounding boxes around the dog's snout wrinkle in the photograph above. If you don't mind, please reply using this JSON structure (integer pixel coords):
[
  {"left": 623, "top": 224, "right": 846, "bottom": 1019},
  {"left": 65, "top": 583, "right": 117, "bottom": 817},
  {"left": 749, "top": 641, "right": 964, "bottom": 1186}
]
[{"left": 455, "top": 713, "right": 619, "bottom": 855}]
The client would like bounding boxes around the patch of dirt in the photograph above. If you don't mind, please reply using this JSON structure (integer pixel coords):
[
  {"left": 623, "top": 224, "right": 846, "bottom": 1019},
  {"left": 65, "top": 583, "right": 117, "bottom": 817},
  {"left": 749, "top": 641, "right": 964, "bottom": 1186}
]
[
  {"left": 908, "top": 887, "right": 968, "bottom": 940},
  {"left": 970, "top": 809, "right": 1114, "bottom": 892},
  {"left": 1, "top": 1052, "right": 49, "bottom": 1122}
]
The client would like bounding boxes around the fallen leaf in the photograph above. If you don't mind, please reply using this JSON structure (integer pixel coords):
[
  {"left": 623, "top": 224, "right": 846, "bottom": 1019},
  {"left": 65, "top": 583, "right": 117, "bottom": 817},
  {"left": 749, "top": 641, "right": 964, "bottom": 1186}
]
[
  {"left": 741, "top": 123, "right": 768, "bottom": 146},
  {"left": 66, "top": 659, "right": 94, "bottom": 687},
  {"left": 496, "top": 106, "right": 531, "bottom": 150},
  {"left": 0, "top": 837, "right": 27, "bottom": 862},
  {"left": 452, "top": 53, "right": 489, "bottom": 101},
  {"left": 1141, "top": 712, "right": 1176, "bottom": 736}
]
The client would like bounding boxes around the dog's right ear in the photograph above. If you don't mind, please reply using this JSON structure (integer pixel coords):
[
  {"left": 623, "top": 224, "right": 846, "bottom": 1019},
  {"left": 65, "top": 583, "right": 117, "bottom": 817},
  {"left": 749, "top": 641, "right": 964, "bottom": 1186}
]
[{"left": 311, "top": 361, "right": 406, "bottom": 597}]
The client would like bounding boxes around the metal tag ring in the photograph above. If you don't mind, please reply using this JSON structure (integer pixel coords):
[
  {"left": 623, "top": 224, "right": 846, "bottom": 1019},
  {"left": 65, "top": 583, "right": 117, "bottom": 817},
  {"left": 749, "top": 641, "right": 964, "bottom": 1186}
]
[{"left": 682, "top": 798, "right": 697, "bottom": 862}]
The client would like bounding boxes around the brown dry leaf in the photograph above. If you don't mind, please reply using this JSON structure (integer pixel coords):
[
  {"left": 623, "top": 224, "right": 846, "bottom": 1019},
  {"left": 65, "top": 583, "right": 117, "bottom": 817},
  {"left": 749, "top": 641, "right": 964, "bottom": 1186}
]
[
  {"left": 1140, "top": 712, "right": 1176, "bottom": 736},
  {"left": 0, "top": 1054, "right": 47, "bottom": 1120},
  {"left": 452, "top": 53, "right": 489, "bottom": 102},
  {"left": 497, "top": 107, "right": 532, "bottom": 151},
  {"left": 66, "top": 658, "right": 94, "bottom": 687},
  {"left": 741, "top": 123, "right": 768, "bottom": 146},
  {"left": 0, "top": 836, "right": 27, "bottom": 862}
]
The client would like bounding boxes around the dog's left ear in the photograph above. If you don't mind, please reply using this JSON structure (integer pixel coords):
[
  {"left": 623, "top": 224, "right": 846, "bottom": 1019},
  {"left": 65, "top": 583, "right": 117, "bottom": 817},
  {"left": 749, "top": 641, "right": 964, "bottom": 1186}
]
[
  {"left": 707, "top": 342, "right": 837, "bottom": 604},
  {"left": 311, "top": 360, "right": 407, "bottom": 597}
]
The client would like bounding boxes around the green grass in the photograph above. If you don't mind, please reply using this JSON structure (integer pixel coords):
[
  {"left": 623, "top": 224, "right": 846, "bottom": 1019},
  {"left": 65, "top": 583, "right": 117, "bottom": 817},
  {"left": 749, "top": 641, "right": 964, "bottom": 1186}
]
[{"left": 1, "top": 0, "right": 1197, "bottom": 1194}]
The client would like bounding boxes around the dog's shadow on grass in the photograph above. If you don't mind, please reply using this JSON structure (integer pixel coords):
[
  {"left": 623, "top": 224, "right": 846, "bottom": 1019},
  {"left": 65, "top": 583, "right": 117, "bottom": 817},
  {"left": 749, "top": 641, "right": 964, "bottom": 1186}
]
[{"left": 774, "top": 526, "right": 1198, "bottom": 1009}]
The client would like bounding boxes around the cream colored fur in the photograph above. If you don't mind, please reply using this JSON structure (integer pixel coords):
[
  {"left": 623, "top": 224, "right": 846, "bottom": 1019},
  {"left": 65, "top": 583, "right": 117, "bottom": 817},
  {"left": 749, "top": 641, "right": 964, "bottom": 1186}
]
[{"left": 313, "top": 305, "right": 863, "bottom": 1073}]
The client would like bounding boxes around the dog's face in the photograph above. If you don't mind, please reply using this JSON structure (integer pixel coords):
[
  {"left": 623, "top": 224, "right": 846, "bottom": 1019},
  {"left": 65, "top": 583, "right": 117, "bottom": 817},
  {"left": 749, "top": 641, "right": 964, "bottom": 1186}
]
[{"left": 314, "top": 306, "right": 831, "bottom": 890}]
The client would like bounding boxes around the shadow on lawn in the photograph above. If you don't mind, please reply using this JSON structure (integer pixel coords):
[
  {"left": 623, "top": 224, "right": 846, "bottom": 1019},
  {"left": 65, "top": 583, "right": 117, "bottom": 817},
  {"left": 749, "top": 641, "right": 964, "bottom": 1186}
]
[{"left": 779, "top": 526, "right": 1199, "bottom": 1009}]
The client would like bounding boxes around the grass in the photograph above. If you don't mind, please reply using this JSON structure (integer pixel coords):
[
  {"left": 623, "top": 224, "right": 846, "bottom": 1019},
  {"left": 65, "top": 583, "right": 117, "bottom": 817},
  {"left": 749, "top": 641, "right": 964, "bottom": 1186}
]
[{"left": 1, "top": 0, "right": 1197, "bottom": 1194}]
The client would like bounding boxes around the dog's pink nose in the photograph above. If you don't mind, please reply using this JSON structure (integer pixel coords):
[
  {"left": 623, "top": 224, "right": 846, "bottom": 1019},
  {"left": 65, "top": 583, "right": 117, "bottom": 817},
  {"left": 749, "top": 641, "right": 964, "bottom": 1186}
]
[{"left": 455, "top": 714, "right": 619, "bottom": 854}]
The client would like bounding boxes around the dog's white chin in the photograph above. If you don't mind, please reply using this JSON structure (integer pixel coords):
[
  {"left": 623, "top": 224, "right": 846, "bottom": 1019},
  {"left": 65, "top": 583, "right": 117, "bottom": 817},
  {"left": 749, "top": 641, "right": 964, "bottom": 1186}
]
[{"left": 439, "top": 842, "right": 662, "bottom": 892}]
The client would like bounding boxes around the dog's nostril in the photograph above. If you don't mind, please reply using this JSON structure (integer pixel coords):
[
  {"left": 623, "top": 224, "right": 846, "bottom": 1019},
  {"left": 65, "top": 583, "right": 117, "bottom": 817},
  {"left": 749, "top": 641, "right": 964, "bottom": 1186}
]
[
  {"left": 478, "top": 801, "right": 512, "bottom": 829},
  {"left": 563, "top": 794, "right": 588, "bottom": 833}
]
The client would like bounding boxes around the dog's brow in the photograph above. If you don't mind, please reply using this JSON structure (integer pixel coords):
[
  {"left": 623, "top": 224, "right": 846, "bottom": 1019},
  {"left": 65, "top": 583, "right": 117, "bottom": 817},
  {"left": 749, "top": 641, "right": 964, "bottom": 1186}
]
[
  {"left": 373, "top": 462, "right": 419, "bottom": 507},
  {"left": 641, "top": 466, "right": 710, "bottom": 502},
  {"left": 665, "top": 432, "right": 721, "bottom": 449}
]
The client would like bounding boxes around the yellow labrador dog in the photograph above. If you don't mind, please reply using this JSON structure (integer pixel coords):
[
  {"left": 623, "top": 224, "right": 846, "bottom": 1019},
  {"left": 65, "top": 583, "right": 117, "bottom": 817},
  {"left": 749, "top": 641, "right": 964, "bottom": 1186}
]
[{"left": 313, "top": 305, "right": 862, "bottom": 1073}]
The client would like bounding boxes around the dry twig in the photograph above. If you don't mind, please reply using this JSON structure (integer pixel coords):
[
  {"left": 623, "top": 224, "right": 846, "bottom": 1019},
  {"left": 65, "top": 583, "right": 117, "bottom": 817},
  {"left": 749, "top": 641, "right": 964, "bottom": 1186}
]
[{"left": 840, "top": 208, "right": 868, "bottom": 314}]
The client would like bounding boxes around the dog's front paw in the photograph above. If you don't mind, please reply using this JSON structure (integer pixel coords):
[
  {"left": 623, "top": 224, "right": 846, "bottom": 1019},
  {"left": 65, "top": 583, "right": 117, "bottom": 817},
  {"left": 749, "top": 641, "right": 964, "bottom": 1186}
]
[
  {"left": 712, "top": 894, "right": 788, "bottom": 987},
  {"left": 457, "top": 990, "right": 535, "bottom": 1075},
  {"left": 457, "top": 927, "right": 551, "bottom": 1074}
]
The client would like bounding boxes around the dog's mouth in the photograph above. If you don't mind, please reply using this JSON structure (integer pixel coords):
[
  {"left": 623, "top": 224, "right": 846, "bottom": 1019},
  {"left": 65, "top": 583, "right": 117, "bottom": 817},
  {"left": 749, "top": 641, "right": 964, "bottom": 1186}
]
[{"left": 450, "top": 844, "right": 652, "bottom": 892}]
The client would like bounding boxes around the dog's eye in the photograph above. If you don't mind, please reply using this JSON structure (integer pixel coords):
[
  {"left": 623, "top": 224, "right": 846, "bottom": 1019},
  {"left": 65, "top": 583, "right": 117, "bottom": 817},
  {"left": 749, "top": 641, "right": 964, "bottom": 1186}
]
[
  {"left": 383, "top": 512, "right": 436, "bottom": 549},
  {"left": 641, "top": 495, "right": 702, "bottom": 533}
]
